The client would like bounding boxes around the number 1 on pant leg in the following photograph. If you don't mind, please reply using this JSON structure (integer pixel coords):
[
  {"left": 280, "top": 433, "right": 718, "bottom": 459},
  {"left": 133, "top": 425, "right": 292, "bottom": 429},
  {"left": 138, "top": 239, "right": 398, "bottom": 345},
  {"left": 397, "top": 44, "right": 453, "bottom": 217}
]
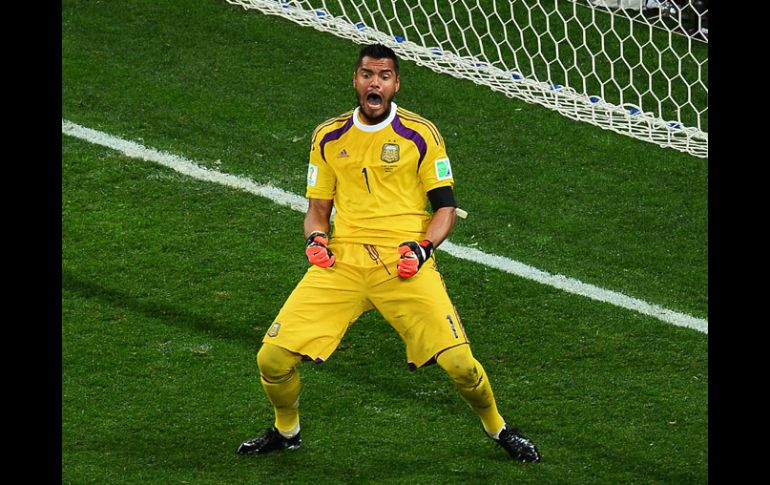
[{"left": 446, "top": 314, "right": 459, "bottom": 338}]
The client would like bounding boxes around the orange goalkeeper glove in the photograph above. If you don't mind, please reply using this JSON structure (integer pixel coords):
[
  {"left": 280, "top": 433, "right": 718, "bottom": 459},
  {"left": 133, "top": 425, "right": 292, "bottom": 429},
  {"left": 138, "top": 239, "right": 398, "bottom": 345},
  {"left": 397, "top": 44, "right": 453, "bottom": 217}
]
[
  {"left": 305, "top": 231, "right": 335, "bottom": 268},
  {"left": 396, "top": 240, "right": 434, "bottom": 278}
]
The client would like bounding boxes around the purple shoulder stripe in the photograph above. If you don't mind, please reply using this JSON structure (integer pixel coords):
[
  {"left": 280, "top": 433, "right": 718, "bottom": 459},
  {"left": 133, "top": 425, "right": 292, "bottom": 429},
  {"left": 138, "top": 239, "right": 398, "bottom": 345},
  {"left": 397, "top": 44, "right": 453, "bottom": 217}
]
[
  {"left": 392, "top": 115, "right": 428, "bottom": 170},
  {"left": 319, "top": 116, "right": 354, "bottom": 163}
]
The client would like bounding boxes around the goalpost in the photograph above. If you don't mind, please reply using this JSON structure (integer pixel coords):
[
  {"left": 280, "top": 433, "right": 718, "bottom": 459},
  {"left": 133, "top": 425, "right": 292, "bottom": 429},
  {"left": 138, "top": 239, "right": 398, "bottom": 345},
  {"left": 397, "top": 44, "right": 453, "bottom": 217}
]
[{"left": 224, "top": 0, "right": 708, "bottom": 158}]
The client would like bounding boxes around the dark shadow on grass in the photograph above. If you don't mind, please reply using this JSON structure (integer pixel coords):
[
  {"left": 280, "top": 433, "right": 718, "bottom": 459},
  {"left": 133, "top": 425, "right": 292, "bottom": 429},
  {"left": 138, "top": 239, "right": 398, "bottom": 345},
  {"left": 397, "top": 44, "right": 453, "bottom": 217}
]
[{"left": 62, "top": 270, "right": 260, "bottom": 348}]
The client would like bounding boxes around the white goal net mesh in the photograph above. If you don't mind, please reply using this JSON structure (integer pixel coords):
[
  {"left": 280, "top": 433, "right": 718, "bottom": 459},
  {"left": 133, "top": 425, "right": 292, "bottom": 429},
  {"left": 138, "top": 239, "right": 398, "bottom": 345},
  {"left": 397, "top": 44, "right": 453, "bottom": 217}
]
[{"left": 225, "top": 0, "right": 708, "bottom": 158}]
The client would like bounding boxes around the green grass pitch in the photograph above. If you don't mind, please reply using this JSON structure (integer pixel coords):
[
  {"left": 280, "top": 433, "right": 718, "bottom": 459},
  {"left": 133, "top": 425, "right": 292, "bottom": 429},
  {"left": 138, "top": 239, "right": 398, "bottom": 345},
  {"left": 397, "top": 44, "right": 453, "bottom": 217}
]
[{"left": 62, "top": 1, "right": 707, "bottom": 483}]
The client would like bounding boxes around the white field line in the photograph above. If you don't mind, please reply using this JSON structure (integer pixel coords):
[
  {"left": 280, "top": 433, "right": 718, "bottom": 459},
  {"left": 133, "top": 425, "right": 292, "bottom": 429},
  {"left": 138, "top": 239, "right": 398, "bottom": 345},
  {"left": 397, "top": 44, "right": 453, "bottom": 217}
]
[{"left": 62, "top": 119, "right": 708, "bottom": 334}]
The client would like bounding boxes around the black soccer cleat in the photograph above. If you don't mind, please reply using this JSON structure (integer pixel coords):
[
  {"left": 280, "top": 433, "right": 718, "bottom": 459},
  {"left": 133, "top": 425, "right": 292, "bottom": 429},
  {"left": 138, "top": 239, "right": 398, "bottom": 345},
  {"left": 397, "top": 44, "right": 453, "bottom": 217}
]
[
  {"left": 491, "top": 426, "right": 542, "bottom": 463},
  {"left": 236, "top": 427, "right": 302, "bottom": 455}
]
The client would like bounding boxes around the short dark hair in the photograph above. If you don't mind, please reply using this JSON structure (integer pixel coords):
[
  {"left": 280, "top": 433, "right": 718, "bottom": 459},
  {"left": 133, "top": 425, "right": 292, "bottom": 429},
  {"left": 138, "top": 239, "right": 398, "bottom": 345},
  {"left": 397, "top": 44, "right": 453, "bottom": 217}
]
[{"left": 355, "top": 43, "right": 400, "bottom": 75}]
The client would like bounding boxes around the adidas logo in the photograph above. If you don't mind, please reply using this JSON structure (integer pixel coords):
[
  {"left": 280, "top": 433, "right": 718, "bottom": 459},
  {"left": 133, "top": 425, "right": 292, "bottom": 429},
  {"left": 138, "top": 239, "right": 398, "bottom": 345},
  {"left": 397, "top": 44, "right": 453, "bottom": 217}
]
[{"left": 338, "top": 149, "right": 349, "bottom": 158}]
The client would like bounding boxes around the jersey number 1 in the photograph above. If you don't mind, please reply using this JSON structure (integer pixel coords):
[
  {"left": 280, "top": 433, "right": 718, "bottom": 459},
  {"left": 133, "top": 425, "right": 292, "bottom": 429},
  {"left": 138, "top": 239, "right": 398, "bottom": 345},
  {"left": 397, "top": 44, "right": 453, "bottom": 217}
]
[{"left": 361, "top": 167, "right": 371, "bottom": 193}]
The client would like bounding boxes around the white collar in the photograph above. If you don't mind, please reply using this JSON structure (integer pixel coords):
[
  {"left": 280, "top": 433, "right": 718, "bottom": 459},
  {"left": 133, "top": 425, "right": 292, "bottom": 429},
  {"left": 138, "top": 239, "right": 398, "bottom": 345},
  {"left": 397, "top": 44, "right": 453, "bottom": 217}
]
[{"left": 352, "top": 102, "right": 398, "bottom": 132}]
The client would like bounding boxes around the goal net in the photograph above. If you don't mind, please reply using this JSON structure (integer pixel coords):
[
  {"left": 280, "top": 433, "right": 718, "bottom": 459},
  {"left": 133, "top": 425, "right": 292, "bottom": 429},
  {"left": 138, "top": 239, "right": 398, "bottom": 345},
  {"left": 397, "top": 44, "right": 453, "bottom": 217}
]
[{"left": 224, "top": 0, "right": 708, "bottom": 158}]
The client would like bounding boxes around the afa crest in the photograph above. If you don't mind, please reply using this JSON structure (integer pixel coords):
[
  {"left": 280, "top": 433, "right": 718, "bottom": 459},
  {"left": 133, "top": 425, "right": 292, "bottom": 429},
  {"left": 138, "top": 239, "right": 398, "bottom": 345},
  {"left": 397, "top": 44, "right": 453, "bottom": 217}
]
[
  {"left": 380, "top": 143, "right": 400, "bottom": 163},
  {"left": 267, "top": 322, "right": 281, "bottom": 337}
]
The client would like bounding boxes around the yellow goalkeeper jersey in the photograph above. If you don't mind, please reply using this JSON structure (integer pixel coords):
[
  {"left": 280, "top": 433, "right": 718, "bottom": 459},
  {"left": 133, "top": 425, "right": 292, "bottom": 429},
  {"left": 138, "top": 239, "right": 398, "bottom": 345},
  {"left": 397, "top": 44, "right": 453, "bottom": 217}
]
[{"left": 306, "top": 102, "right": 455, "bottom": 247}]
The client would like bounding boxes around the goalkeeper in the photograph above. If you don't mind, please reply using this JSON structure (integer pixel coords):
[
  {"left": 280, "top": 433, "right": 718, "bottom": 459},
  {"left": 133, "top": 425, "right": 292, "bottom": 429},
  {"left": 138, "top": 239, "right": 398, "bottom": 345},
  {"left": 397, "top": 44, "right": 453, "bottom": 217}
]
[{"left": 236, "top": 43, "right": 541, "bottom": 463}]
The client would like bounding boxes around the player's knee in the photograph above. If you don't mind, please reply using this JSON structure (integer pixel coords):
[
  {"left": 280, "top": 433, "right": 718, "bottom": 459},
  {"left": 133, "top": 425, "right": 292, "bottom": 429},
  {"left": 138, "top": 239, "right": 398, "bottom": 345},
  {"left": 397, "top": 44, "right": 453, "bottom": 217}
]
[
  {"left": 257, "top": 343, "right": 300, "bottom": 382},
  {"left": 437, "top": 345, "right": 479, "bottom": 387}
]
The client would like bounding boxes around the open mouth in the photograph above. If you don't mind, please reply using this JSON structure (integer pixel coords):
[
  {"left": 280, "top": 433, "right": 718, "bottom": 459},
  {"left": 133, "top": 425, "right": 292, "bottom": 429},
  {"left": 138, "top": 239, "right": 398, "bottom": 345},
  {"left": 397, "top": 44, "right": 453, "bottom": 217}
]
[{"left": 365, "top": 93, "right": 383, "bottom": 108}]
